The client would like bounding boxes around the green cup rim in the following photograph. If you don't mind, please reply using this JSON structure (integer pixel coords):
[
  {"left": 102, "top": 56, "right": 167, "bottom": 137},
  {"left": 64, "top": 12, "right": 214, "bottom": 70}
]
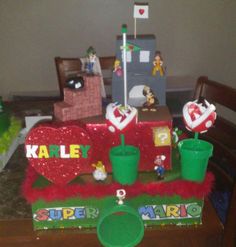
[
  {"left": 178, "top": 138, "right": 213, "bottom": 150},
  {"left": 97, "top": 204, "right": 144, "bottom": 247}
]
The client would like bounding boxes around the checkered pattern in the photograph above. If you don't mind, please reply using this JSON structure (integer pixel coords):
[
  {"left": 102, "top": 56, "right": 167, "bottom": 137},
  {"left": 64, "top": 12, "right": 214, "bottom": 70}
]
[{"left": 54, "top": 76, "right": 102, "bottom": 121}]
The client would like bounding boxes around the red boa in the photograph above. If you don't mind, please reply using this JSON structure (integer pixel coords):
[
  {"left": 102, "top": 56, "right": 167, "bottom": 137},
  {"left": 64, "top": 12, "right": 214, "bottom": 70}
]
[{"left": 22, "top": 166, "right": 214, "bottom": 203}]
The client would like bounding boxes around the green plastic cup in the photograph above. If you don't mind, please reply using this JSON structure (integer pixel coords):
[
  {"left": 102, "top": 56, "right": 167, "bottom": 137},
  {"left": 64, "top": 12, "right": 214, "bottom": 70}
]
[
  {"left": 178, "top": 138, "right": 213, "bottom": 182},
  {"left": 109, "top": 145, "right": 140, "bottom": 185},
  {"left": 97, "top": 203, "right": 144, "bottom": 247}
]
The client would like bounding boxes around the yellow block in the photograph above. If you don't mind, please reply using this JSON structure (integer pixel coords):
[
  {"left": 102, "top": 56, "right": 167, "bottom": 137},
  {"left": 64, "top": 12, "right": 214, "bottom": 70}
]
[{"left": 153, "top": 126, "right": 171, "bottom": 146}]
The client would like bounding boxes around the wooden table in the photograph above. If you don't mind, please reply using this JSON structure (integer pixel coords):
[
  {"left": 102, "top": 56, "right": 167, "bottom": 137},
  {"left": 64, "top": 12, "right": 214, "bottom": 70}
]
[
  {"left": 0, "top": 201, "right": 222, "bottom": 247},
  {"left": 0, "top": 200, "right": 223, "bottom": 247},
  {"left": 0, "top": 100, "right": 223, "bottom": 247}
]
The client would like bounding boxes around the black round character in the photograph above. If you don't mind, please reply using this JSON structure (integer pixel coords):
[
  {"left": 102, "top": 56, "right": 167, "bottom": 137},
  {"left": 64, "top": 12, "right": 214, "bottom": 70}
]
[{"left": 66, "top": 76, "right": 84, "bottom": 90}]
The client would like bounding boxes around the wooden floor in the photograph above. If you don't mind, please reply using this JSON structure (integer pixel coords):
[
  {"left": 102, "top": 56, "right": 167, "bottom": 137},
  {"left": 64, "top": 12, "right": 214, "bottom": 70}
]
[{"left": 0, "top": 199, "right": 223, "bottom": 247}]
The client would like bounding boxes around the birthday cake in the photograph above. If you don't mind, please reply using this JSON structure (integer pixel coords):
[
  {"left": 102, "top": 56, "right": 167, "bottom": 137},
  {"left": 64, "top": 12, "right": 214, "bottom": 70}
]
[
  {"left": 22, "top": 25, "right": 216, "bottom": 247},
  {"left": 23, "top": 100, "right": 214, "bottom": 226}
]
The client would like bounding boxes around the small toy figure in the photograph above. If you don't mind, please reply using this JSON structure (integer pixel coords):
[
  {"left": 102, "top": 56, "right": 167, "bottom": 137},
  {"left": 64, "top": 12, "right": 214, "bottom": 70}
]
[
  {"left": 85, "top": 46, "right": 97, "bottom": 74},
  {"left": 66, "top": 76, "right": 84, "bottom": 90},
  {"left": 142, "top": 86, "right": 159, "bottom": 111},
  {"left": 152, "top": 51, "right": 164, "bottom": 76},
  {"left": 172, "top": 127, "right": 183, "bottom": 147},
  {"left": 92, "top": 161, "right": 107, "bottom": 181},
  {"left": 116, "top": 189, "right": 126, "bottom": 205},
  {"left": 80, "top": 46, "right": 106, "bottom": 98},
  {"left": 113, "top": 59, "right": 123, "bottom": 77},
  {"left": 154, "top": 155, "right": 166, "bottom": 179}
]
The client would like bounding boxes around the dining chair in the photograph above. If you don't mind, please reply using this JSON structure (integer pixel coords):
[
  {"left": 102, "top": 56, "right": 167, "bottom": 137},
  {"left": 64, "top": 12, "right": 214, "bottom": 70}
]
[
  {"left": 55, "top": 56, "right": 115, "bottom": 100},
  {"left": 193, "top": 76, "right": 236, "bottom": 246},
  {"left": 54, "top": 57, "right": 82, "bottom": 99},
  {"left": 99, "top": 56, "right": 116, "bottom": 99}
]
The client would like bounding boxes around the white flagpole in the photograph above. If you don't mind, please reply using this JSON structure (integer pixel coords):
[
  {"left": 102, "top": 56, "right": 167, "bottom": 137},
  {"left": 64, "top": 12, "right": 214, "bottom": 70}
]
[
  {"left": 134, "top": 18, "right": 137, "bottom": 39},
  {"left": 122, "top": 25, "right": 127, "bottom": 107}
]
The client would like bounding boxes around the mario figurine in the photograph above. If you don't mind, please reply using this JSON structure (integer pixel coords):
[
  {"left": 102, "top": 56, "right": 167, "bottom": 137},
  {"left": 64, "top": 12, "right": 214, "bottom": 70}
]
[{"left": 154, "top": 155, "right": 166, "bottom": 179}]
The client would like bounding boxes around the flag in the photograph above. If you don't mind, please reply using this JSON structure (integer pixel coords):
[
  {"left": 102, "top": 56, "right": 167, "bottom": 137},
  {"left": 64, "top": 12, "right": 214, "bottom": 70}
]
[
  {"left": 126, "top": 42, "right": 141, "bottom": 52},
  {"left": 133, "top": 3, "right": 149, "bottom": 19},
  {"left": 120, "top": 42, "right": 141, "bottom": 52}
]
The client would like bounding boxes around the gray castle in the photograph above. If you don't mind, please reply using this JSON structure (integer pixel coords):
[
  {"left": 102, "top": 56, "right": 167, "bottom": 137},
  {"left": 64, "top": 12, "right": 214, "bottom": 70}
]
[{"left": 112, "top": 35, "right": 166, "bottom": 106}]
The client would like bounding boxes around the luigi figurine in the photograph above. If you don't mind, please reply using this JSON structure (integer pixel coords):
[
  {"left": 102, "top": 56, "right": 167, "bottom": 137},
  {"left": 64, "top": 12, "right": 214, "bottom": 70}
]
[{"left": 85, "top": 46, "right": 97, "bottom": 74}]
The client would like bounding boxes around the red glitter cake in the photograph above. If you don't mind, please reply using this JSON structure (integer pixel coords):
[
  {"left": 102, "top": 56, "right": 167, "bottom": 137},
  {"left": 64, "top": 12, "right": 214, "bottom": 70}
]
[{"left": 26, "top": 103, "right": 172, "bottom": 185}]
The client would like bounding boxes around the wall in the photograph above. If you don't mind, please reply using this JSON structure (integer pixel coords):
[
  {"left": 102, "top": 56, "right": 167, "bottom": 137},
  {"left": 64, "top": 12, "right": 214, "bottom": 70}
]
[{"left": 0, "top": 0, "right": 235, "bottom": 99}]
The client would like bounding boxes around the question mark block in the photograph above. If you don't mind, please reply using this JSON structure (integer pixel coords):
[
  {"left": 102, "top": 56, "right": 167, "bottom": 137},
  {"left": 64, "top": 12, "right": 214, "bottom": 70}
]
[{"left": 153, "top": 126, "right": 171, "bottom": 146}]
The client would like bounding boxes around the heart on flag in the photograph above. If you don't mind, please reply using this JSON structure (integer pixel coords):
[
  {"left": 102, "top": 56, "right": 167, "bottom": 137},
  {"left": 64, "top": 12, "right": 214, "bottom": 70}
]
[
  {"left": 134, "top": 4, "right": 149, "bottom": 19},
  {"left": 139, "top": 9, "right": 145, "bottom": 15}
]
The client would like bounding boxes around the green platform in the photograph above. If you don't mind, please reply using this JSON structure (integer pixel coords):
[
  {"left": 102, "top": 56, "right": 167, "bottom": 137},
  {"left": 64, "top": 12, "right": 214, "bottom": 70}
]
[
  {"left": 31, "top": 153, "right": 203, "bottom": 230},
  {"left": 32, "top": 194, "right": 203, "bottom": 230}
]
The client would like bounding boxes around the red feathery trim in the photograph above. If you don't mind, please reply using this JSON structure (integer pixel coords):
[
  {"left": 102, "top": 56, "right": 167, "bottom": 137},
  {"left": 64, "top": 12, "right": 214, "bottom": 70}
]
[{"left": 22, "top": 166, "right": 214, "bottom": 203}]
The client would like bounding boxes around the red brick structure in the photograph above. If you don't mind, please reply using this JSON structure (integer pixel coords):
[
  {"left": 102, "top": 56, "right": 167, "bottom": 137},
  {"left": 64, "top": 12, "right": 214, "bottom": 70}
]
[{"left": 54, "top": 76, "right": 102, "bottom": 121}]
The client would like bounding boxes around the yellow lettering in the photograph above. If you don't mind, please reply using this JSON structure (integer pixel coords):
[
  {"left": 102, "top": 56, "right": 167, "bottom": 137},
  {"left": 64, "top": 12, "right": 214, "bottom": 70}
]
[
  {"left": 166, "top": 205, "right": 179, "bottom": 217},
  {"left": 63, "top": 208, "right": 74, "bottom": 219},
  {"left": 38, "top": 145, "right": 49, "bottom": 158},
  {"left": 70, "top": 145, "right": 80, "bottom": 158}
]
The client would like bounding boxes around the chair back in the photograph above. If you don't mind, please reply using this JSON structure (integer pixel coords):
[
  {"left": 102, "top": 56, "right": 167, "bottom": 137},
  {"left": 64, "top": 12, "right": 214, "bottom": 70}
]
[
  {"left": 194, "top": 76, "right": 236, "bottom": 246},
  {"left": 99, "top": 56, "right": 116, "bottom": 99},
  {"left": 55, "top": 57, "right": 82, "bottom": 98},
  {"left": 194, "top": 76, "right": 236, "bottom": 149},
  {"left": 194, "top": 76, "right": 236, "bottom": 112},
  {"left": 55, "top": 56, "right": 115, "bottom": 99},
  {"left": 99, "top": 56, "right": 115, "bottom": 70}
]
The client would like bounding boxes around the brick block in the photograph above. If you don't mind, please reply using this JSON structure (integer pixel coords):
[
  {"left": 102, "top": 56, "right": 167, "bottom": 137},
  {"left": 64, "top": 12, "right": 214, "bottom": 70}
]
[
  {"left": 54, "top": 102, "right": 74, "bottom": 121},
  {"left": 64, "top": 88, "right": 83, "bottom": 105},
  {"left": 54, "top": 76, "right": 102, "bottom": 121},
  {"left": 64, "top": 76, "right": 102, "bottom": 104}
]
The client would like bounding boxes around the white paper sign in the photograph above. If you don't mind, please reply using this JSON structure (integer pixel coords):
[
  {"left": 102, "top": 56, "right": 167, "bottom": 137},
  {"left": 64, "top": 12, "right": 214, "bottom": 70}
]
[
  {"left": 133, "top": 4, "right": 149, "bottom": 19},
  {"left": 140, "top": 50, "right": 150, "bottom": 62},
  {"left": 122, "top": 51, "right": 132, "bottom": 62}
]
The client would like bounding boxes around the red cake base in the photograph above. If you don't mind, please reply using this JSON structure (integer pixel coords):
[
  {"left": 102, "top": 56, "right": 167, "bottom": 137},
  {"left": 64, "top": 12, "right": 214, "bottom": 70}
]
[{"left": 25, "top": 107, "right": 172, "bottom": 185}]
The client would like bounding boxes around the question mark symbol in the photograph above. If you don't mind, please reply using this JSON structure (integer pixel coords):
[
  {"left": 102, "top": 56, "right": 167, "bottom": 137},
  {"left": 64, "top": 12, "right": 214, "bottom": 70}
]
[{"left": 158, "top": 133, "right": 168, "bottom": 143}]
